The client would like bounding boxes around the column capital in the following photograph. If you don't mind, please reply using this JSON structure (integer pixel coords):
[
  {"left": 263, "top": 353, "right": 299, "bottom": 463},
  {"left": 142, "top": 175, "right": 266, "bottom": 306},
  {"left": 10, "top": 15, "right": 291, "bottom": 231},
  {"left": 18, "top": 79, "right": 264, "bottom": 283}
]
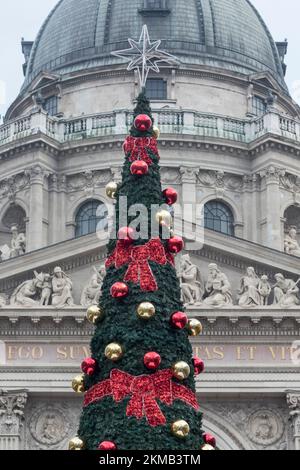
[
  {"left": 0, "top": 390, "right": 28, "bottom": 449},
  {"left": 287, "top": 390, "right": 300, "bottom": 410},
  {"left": 259, "top": 166, "right": 286, "bottom": 184},
  {"left": 25, "top": 165, "right": 49, "bottom": 184},
  {"left": 286, "top": 390, "right": 300, "bottom": 450},
  {"left": 179, "top": 166, "right": 199, "bottom": 184}
]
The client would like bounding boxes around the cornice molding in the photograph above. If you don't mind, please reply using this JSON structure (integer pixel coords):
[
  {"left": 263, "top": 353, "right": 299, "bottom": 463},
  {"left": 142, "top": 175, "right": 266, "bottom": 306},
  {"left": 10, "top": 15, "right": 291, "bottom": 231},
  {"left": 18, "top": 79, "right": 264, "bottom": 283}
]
[
  {"left": 1, "top": 130, "right": 300, "bottom": 164},
  {"left": 0, "top": 307, "right": 299, "bottom": 336}
]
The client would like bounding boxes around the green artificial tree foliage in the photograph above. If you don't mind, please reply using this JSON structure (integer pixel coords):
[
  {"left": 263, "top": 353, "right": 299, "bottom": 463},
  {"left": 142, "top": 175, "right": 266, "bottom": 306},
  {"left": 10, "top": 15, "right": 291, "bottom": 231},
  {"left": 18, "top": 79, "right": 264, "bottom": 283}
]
[{"left": 76, "top": 92, "right": 206, "bottom": 450}]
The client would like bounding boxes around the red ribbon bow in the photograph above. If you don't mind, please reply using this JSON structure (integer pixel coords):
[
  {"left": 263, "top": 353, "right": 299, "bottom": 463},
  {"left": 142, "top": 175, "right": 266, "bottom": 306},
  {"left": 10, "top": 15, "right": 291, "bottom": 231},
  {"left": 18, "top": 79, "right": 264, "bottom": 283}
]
[
  {"left": 84, "top": 369, "right": 199, "bottom": 427},
  {"left": 123, "top": 136, "right": 158, "bottom": 165},
  {"left": 106, "top": 238, "right": 174, "bottom": 292}
]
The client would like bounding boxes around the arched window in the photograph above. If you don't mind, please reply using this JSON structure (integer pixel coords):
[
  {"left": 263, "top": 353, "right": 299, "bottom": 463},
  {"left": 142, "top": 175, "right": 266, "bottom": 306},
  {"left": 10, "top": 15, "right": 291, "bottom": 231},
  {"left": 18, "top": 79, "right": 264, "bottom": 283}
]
[
  {"left": 204, "top": 201, "right": 234, "bottom": 236},
  {"left": 284, "top": 205, "right": 300, "bottom": 232},
  {"left": 2, "top": 204, "right": 26, "bottom": 232},
  {"left": 75, "top": 200, "right": 108, "bottom": 238}
]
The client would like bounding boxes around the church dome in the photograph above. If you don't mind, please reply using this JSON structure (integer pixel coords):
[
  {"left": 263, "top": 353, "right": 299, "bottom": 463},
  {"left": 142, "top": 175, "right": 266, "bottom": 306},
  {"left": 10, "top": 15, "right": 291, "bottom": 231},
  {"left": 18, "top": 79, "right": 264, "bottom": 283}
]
[{"left": 22, "top": 0, "right": 287, "bottom": 91}]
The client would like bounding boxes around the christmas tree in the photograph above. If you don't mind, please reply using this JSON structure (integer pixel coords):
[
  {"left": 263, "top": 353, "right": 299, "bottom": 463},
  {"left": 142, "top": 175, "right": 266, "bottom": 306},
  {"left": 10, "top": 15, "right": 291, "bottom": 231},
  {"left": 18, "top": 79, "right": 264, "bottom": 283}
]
[{"left": 69, "top": 92, "right": 215, "bottom": 451}]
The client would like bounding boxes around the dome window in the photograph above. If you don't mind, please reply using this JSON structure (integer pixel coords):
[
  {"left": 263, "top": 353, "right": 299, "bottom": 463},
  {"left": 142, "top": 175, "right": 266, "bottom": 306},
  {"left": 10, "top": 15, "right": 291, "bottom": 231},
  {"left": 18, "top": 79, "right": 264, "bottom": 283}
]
[
  {"left": 204, "top": 201, "right": 234, "bottom": 237},
  {"left": 252, "top": 96, "right": 267, "bottom": 117},
  {"left": 139, "top": 0, "right": 170, "bottom": 16},
  {"left": 44, "top": 96, "right": 58, "bottom": 117},
  {"left": 146, "top": 78, "right": 167, "bottom": 100}
]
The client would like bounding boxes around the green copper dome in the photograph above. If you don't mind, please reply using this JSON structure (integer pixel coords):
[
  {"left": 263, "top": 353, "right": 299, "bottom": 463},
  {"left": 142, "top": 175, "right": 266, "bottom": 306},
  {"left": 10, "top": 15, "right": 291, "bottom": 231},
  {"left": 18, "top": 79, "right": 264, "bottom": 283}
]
[{"left": 22, "top": 0, "right": 287, "bottom": 91}]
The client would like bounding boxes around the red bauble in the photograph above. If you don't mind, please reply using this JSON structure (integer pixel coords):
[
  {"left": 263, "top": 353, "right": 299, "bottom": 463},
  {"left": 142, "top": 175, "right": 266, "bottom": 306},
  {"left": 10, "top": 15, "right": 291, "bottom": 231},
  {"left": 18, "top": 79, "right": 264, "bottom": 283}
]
[
  {"left": 134, "top": 114, "right": 152, "bottom": 132},
  {"left": 98, "top": 441, "right": 117, "bottom": 450},
  {"left": 163, "top": 188, "right": 178, "bottom": 206},
  {"left": 167, "top": 236, "right": 184, "bottom": 254},
  {"left": 193, "top": 357, "right": 205, "bottom": 375},
  {"left": 171, "top": 311, "right": 188, "bottom": 329},
  {"left": 118, "top": 226, "right": 135, "bottom": 246},
  {"left": 81, "top": 357, "right": 97, "bottom": 376},
  {"left": 110, "top": 282, "right": 129, "bottom": 299},
  {"left": 130, "top": 160, "right": 149, "bottom": 176},
  {"left": 203, "top": 433, "right": 216, "bottom": 448},
  {"left": 144, "top": 352, "right": 161, "bottom": 370}
]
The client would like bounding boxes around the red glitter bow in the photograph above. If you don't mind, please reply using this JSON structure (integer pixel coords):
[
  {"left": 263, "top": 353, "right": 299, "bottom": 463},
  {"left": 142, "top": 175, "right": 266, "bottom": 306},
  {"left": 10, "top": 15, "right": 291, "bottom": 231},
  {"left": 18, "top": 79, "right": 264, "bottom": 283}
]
[
  {"left": 84, "top": 369, "right": 199, "bottom": 427},
  {"left": 106, "top": 238, "right": 174, "bottom": 292},
  {"left": 123, "top": 136, "right": 158, "bottom": 165}
]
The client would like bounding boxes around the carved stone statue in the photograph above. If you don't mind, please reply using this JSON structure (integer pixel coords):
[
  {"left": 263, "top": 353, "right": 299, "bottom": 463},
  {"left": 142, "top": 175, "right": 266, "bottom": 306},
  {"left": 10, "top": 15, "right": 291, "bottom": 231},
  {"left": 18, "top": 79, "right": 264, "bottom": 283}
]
[
  {"left": 81, "top": 266, "right": 105, "bottom": 307},
  {"left": 284, "top": 228, "right": 300, "bottom": 257},
  {"left": 10, "top": 269, "right": 75, "bottom": 308},
  {"left": 0, "top": 295, "right": 7, "bottom": 308},
  {"left": 38, "top": 274, "right": 52, "bottom": 306},
  {"left": 177, "top": 254, "right": 203, "bottom": 306},
  {"left": 0, "top": 244, "right": 10, "bottom": 262},
  {"left": 203, "top": 263, "right": 233, "bottom": 307},
  {"left": 258, "top": 275, "right": 271, "bottom": 306},
  {"left": 10, "top": 225, "right": 26, "bottom": 258},
  {"left": 273, "top": 273, "right": 300, "bottom": 308},
  {"left": 51, "top": 267, "right": 74, "bottom": 308},
  {"left": 10, "top": 273, "right": 41, "bottom": 307},
  {"left": 238, "top": 267, "right": 262, "bottom": 307}
]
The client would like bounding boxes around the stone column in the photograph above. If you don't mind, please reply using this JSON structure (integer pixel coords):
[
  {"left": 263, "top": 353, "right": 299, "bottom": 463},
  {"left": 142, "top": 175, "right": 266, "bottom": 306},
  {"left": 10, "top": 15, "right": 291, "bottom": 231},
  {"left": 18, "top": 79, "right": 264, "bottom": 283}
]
[
  {"left": 287, "top": 391, "right": 300, "bottom": 450},
  {"left": 26, "top": 165, "right": 47, "bottom": 252},
  {"left": 179, "top": 167, "right": 199, "bottom": 244},
  {"left": 48, "top": 174, "right": 59, "bottom": 245},
  {"left": 243, "top": 174, "right": 258, "bottom": 242},
  {"left": 259, "top": 166, "right": 285, "bottom": 251},
  {"left": 57, "top": 175, "right": 67, "bottom": 241},
  {"left": 0, "top": 390, "right": 28, "bottom": 450}
]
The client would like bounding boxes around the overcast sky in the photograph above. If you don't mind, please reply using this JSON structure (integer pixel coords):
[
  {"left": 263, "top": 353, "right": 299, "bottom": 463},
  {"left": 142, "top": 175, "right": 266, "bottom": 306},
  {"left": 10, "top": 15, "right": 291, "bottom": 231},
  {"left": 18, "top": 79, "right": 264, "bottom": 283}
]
[{"left": 0, "top": 0, "right": 299, "bottom": 118}]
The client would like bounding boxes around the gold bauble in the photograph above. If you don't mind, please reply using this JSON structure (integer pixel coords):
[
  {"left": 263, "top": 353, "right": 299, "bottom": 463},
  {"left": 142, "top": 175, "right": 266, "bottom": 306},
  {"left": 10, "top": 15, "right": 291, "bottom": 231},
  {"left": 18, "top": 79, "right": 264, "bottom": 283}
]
[
  {"left": 106, "top": 181, "right": 118, "bottom": 199},
  {"left": 86, "top": 305, "right": 104, "bottom": 324},
  {"left": 72, "top": 374, "right": 85, "bottom": 393},
  {"left": 187, "top": 319, "right": 203, "bottom": 337},
  {"left": 171, "top": 420, "right": 190, "bottom": 439},
  {"left": 68, "top": 436, "right": 84, "bottom": 450},
  {"left": 137, "top": 302, "right": 156, "bottom": 320},
  {"left": 172, "top": 361, "right": 191, "bottom": 380},
  {"left": 156, "top": 210, "right": 172, "bottom": 228},
  {"left": 201, "top": 444, "right": 215, "bottom": 451},
  {"left": 152, "top": 126, "right": 160, "bottom": 139},
  {"left": 105, "top": 343, "right": 123, "bottom": 362}
]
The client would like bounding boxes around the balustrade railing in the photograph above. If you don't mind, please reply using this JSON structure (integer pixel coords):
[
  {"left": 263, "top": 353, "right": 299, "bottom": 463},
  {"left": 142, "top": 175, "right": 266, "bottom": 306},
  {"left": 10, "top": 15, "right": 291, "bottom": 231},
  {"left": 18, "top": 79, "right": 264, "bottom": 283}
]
[
  {"left": 14, "top": 116, "right": 31, "bottom": 135},
  {"left": 0, "top": 124, "right": 11, "bottom": 143},
  {"left": 0, "top": 109, "right": 299, "bottom": 148},
  {"left": 280, "top": 116, "right": 297, "bottom": 140},
  {"left": 92, "top": 113, "right": 116, "bottom": 136}
]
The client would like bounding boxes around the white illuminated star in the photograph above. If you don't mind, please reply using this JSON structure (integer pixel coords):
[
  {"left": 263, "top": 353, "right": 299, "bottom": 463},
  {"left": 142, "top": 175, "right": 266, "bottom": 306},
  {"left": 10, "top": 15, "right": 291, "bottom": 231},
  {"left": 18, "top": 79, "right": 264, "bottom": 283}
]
[{"left": 111, "top": 25, "right": 179, "bottom": 88}]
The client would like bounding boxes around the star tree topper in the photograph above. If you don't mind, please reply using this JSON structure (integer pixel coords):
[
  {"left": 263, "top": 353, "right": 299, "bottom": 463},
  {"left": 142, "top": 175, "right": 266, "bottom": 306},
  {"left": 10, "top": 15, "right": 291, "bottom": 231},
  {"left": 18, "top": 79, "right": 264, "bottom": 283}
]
[{"left": 111, "top": 25, "right": 179, "bottom": 89}]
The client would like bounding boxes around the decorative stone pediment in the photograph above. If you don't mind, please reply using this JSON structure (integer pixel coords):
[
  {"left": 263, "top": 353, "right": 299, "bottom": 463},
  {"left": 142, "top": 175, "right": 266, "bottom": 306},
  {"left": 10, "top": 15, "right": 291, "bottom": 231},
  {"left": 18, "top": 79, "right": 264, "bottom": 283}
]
[
  {"left": 27, "top": 72, "right": 61, "bottom": 94},
  {"left": 249, "top": 72, "right": 282, "bottom": 93}
]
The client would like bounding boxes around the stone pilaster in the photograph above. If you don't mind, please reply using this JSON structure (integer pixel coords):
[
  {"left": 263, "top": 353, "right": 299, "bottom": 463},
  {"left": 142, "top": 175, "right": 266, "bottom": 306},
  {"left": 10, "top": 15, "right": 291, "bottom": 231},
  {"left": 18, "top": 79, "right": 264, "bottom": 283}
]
[
  {"left": 26, "top": 165, "right": 48, "bottom": 252},
  {"left": 0, "top": 390, "right": 28, "bottom": 450},
  {"left": 57, "top": 174, "right": 67, "bottom": 241},
  {"left": 287, "top": 391, "right": 300, "bottom": 450},
  {"left": 259, "top": 166, "right": 286, "bottom": 251},
  {"left": 243, "top": 174, "right": 258, "bottom": 242},
  {"left": 48, "top": 174, "right": 59, "bottom": 245},
  {"left": 179, "top": 167, "right": 199, "bottom": 241}
]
